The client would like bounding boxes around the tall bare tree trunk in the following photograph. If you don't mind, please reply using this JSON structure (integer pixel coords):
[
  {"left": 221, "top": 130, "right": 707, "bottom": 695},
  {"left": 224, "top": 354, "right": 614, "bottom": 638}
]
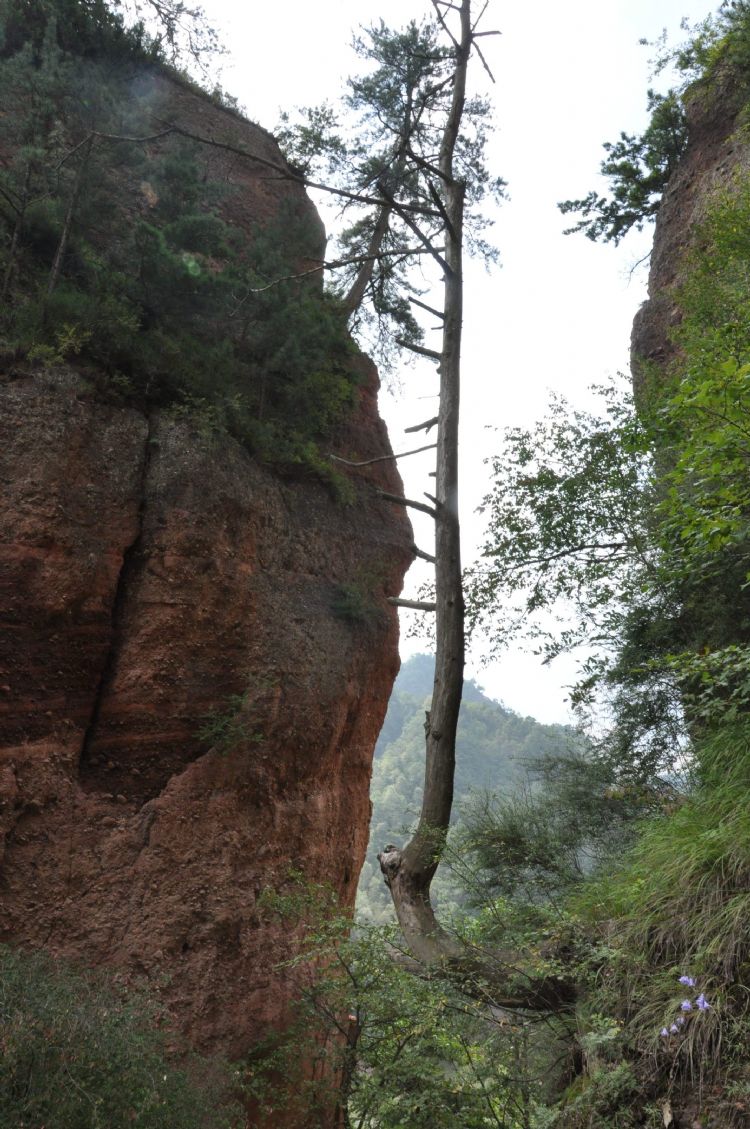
[{"left": 378, "top": 0, "right": 471, "bottom": 967}]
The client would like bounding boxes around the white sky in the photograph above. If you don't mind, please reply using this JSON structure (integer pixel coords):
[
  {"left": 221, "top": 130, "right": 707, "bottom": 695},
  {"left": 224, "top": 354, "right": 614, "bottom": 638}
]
[{"left": 203, "top": 0, "right": 717, "bottom": 723}]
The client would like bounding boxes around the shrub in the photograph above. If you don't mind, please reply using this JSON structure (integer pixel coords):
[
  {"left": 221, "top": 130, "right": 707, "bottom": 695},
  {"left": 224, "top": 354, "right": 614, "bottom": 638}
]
[{"left": 0, "top": 945, "right": 243, "bottom": 1129}]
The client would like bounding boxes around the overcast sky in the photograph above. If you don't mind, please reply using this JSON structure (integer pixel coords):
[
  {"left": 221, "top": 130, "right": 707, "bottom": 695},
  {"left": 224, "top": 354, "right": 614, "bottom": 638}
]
[{"left": 202, "top": 0, "right": 717, "bottom": 722}]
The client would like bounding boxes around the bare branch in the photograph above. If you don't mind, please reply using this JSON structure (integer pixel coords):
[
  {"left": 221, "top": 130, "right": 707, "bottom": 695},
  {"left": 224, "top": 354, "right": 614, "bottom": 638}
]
[
  {"left": 628, "top": 249, "right": 652, "bottom": 280},
  {"left": 237, "top": 244, "right": 443, "bottom": 297},
  {"left": 486, "top": 541, "right": 629, "bottom": 570},
  {"left": 471, "top": 38, "right": 497, "bottom": 84},
  {"left": 412, "top": 545, "right": 437, "bottom": 564},
  {"left": 403, "top": 142, "right": 452, "bottom": 187},
  {"left": 387, "top": 597, "right": 437, "bottom": 611},
  {"left": 471, "top": 0, "right": 490, "bottom": 30},
  {"left": 378, "top": 491, "right": 437, "bottom": 518},
  {"left": 54, "top": 132, "right": 99, "bottom": 172},
  {"left": 89, "top": 125, "right": 438, "bottom": 217},
  {"left": 377, "top": 180, "right": 452, "bottom": 275},
  {"left": 405, "top": 416, "right": 439, "bottom": 434},
  {"left": 408, "top": 295, "right": 445, "bottom": 320},
  {"left": 0, "top": 182, "right": 23, "bottom": 217},
  {"left": 428, "top": 179, "right": 457, "bottom": 241},
  {"left": 431, "top": 0, "right": 461, "bottom": 48},
  {"left": 328, "top": 443, "right": 436, "bottom": 467},
  {"left": 395, "top": 337, "right": 442, "bottom": 362}
]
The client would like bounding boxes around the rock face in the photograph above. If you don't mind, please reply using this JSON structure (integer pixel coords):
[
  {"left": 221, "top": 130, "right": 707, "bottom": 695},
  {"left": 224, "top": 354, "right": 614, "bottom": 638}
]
[
  {"left": 0, "top": 73, "right": 412, "bottom": 1087},
  {"left": 631, "top": 71, "right": 749, "bottom": 386}
]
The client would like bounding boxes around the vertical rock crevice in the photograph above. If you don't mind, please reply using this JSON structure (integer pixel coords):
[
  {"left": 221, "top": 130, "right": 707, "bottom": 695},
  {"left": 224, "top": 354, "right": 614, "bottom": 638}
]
[{"left": 78, "top": 414, "right": 155, "bottom": 794}]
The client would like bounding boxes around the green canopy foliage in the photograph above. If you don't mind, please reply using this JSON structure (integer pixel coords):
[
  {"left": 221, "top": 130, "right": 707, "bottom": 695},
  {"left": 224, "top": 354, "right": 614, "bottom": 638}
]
[
  {"left": 0, "top": 0, "right": 358, "bottom": 471},
  {"left": 277, "top": 17, "right": 505, "bottom": 370},
  {"left": 451, "top": 24, "right": 750, "bottom": 1121},
  {"left": 558, "top": 90, "right": 687, "bottom": 245},
  {"left": 470, "top": 137, "right": 750, "bottom": 769},
  {"left": 252, "top": 876, "right": 569, "bottom": 1129}
]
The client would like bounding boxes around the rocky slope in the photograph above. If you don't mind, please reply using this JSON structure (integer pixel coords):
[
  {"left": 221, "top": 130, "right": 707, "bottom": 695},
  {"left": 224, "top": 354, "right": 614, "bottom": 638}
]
[{"left": 0, "top": 70, "right": 412, "bottom": 1085}]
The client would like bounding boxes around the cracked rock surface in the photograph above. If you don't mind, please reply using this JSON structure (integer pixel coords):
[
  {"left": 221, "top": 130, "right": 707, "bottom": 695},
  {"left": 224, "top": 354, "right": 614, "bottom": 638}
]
[{"left": 0, "top": 363, "right": 411, "bottom": 1062}]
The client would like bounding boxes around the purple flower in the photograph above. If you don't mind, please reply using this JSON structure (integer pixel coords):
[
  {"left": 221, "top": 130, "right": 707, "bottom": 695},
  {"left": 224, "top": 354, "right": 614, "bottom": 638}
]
[
  {"left": 679, "top": 975, "right": 696, "bottom": 987},
  {"left": 696, "top": 993, "right": 710, "bottom": 1011},
  {"left": 676, "top": 1016, "right": 685, "bottom": 1027},
  {"left": 669, "top": 1023, "right": 679, "bottom": 1034},
  {"left": 680, "top": 999, "right": 693, "bottom": 1011},
  {"left": 660, "top": 1027, "right": 670, "bottom": 1037}
]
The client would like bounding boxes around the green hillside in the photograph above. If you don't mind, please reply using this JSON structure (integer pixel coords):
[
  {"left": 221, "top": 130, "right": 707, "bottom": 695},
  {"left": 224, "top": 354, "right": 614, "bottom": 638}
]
[{"left": 357, "top": 654, "right": 583, "bottom": 923}]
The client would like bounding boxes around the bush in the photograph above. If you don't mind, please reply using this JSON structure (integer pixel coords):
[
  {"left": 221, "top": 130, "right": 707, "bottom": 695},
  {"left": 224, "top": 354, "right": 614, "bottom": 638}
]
[{"left": 0, "top": 945, "right": 244, "bottom": 1129}]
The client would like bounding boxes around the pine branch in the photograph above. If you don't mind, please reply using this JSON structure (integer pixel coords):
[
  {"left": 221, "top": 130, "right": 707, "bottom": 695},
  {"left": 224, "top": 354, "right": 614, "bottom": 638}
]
[
  {"left": 408, "top": 295, "right": 445, "bottom": 320},
  {"left": 376, "top": 180, "right": 452, "bottom": 275},
  {"left": 235, "top": 245, "right": 443, "bottom": 297},
  {"left": 395, "top": 338, "right": 442, "bottom": 361},
  {"left": 89, "top": 125, "right": 439, "bottom": 217}
]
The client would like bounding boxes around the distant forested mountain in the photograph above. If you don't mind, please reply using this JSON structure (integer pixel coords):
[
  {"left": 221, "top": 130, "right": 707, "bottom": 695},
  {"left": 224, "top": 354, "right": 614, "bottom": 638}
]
[{"left": 357, "top": 654, "right": 584, "bottom": 923}]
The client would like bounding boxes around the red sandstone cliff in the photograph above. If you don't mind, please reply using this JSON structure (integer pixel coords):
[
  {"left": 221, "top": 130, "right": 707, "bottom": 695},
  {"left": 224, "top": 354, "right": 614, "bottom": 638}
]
[
  {"left": 631, "top": 70, "right": 749, "bottom": 382},
  {"left": 0, "top": 70, "right": 412, "bottom": 1094}
]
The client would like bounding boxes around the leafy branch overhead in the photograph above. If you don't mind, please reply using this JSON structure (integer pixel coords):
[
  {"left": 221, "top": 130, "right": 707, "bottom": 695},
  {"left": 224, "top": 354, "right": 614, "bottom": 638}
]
[{"left": 558, "top": 90, "right": 688, "bottom": 245}]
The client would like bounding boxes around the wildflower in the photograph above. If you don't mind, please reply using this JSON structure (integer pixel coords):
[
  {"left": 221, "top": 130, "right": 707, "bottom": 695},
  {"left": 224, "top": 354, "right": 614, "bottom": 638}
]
[
  {"left": 660, "top": 1027, "right": 670, "bottom": 1037},
  {"left": 669, "top": 1023, "right": 679, "bottom": 1034},
  {"left": 696, "top": 993, "right": 710, "bottom": 1010},
  {"left": 679, "top": 975, "right": 696, "bottom": 987},
  {"left": 680, "top": 999, "right": 692, "bottom": 1011},
  {"left": 676, "top": 1016, "right": 685, "bottom": 1027}
]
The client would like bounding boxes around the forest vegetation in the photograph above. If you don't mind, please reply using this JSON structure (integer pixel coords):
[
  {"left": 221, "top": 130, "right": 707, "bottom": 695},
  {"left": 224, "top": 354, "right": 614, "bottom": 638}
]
[
  {"left": 0, "top": 0, "right": 357, "bottom": 474},
  {"left": 4, "top": 0, "right": 750, "bottom": 1127}
]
